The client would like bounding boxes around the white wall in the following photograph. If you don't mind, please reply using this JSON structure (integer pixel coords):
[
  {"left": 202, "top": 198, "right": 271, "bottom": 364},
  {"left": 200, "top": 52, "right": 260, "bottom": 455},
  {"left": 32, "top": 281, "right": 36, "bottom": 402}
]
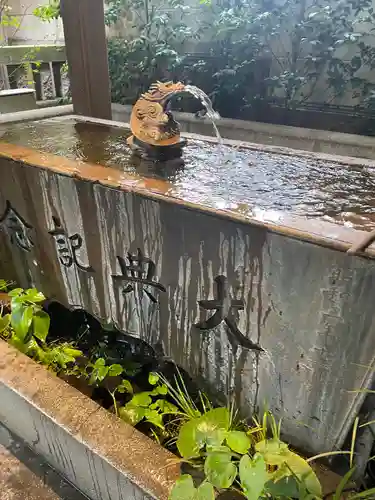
[{"left": 6, "top": 0, "right": 64, "bottom": 44}]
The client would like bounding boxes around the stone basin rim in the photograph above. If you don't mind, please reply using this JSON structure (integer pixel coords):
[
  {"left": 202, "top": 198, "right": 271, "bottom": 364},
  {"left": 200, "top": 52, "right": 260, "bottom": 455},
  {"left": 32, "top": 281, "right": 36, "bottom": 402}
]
[{"left": 1, "top": 113, "right": 375, "bottom": 259}]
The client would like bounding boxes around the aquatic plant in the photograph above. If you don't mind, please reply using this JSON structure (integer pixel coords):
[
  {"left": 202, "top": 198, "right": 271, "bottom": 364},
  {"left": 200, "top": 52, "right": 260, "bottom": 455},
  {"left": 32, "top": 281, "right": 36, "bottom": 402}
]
[
  {"left": 169, "top": 410, "right": 323, "bottom": 500},
  {"left": 0, "top": 287, "right": 82, "bottom": 372},
  {"left": 2, "top": 284, "right": 375, "bottom": 499}
]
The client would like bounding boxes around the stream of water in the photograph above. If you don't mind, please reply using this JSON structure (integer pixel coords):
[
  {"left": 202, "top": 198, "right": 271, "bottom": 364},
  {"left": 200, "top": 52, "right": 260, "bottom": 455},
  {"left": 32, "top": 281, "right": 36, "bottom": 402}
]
[{"left": 183, "top": 85, "right": 222, "bottom": 143}]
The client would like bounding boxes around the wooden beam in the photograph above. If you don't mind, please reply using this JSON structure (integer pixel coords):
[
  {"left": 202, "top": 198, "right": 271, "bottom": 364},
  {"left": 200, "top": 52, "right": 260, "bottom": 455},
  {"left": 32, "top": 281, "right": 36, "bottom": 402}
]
[{"left": 60, "top": 0, "right": 112, "bottom": 120}]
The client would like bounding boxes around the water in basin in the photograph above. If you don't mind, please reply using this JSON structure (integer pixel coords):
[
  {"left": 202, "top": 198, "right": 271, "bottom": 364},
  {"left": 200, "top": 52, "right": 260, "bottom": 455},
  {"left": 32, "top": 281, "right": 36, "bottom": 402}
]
[{"left": 1, "top": 117, "right": 375, "bottom": 230}]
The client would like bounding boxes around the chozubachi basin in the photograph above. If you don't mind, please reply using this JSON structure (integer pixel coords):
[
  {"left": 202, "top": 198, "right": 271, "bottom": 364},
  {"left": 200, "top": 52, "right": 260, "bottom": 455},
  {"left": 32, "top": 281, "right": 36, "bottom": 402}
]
[{"left": 0, "top": 103, "right": 375, "bottom": 461}]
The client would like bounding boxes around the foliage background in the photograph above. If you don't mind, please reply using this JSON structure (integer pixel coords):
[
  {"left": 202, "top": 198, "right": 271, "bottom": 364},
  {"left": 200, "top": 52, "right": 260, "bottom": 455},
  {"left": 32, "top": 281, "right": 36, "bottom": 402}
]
[{"left": 105, "top": 0, "right": 375, "bottom": 122}]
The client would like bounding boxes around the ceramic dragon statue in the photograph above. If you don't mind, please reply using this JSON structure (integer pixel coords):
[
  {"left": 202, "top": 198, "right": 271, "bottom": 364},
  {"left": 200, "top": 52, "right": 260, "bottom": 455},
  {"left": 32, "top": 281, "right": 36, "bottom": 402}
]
[{"left": 127, "top": 81, "right": 187, "bottom": 160}]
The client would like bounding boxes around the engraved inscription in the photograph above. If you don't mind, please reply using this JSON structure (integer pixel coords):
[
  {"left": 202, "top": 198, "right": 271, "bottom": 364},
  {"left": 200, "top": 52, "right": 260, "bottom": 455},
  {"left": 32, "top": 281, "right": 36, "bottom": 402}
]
[
  {"left": 0, "top": 201, "right": 33, "bottom": 251},
  {"left": 196, "top": 275, "right": 263, "bottom": 351},
  {"left": 49, "top": 216, "right": 94, "bottom": 272},
  {"left": 112, "top": 248, "right": 166, "bottom": 303}
]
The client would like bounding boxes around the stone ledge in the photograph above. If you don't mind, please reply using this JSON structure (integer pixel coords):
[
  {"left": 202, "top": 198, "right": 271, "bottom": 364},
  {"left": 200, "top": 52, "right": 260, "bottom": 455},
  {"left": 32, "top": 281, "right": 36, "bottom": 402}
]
[
  {"left": 0, "top": 423, "right": 87, "bottom": 500},
  {"left": 0, "top": 105, "right": 73, "bottom": 124},
  {"left": 0, "top": 340, "right": 179, "bottom": 500},
  {"left": 111, "top": 103, "right": 375, "bottom": 160}
]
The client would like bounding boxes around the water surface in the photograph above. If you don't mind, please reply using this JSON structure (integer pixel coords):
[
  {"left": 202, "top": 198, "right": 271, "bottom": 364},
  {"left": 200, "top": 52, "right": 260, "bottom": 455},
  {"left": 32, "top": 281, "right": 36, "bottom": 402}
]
[{"left": 1, "top": 117, "right": 375, "bottom": 230}]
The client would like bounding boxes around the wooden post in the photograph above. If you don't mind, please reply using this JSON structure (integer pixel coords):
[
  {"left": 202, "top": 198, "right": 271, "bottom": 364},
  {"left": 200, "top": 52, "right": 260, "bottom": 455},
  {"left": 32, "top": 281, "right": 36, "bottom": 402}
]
[{"left": 60, "top": 0, "right": 112, "bottom": 120}]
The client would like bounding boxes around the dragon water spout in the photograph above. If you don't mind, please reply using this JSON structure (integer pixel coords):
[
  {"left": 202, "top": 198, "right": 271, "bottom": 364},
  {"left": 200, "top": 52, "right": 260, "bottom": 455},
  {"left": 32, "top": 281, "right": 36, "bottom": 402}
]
[
  {"left": 127, "top": 81, "right": 220, "bottom": 160},
  {"left": 127, "top": 81, "right": 187, "bottom": 160}
]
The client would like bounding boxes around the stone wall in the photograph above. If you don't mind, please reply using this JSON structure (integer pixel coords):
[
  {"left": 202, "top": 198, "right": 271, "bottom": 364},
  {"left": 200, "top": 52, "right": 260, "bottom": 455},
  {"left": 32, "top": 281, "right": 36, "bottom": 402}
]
[{"left": 0, "top": 141, "right": 374, "bottom": 454}]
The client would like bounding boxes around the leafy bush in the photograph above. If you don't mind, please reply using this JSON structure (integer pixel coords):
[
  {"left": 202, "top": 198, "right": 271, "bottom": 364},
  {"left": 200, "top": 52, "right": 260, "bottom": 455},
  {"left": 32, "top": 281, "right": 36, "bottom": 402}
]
[
  {"left": 106, "top": 0, "right": 203, "bottom": 104},
  {"left": 106, "top": 0, "right": 375, "bottom": 117},
  {"left": 33, "top": 0, "right": 60, "bottom": 22},
  {"left": 0, "top": 287, "right": 82, "bottom": 372},
  {"left": 253, "top": 0, "right": 375, "bottom": 109}
]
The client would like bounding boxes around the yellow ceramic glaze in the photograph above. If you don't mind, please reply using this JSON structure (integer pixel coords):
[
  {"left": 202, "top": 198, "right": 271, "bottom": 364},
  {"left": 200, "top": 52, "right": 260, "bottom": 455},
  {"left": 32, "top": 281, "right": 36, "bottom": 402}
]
[{"left": 127, "top": 81, "right": 185, "bottom": 147}]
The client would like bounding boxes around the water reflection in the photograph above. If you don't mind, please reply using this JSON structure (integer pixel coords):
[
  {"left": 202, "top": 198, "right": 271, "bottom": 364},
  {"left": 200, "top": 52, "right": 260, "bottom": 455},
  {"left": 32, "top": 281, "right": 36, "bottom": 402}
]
[{"left": 130, "top": 155, "right": 185, "bottom": 179}]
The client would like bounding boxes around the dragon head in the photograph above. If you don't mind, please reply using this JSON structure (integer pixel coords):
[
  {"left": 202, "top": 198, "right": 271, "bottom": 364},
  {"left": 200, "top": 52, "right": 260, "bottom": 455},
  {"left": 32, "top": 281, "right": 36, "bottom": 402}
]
[
  {"left": 128, "top": 81, "right": 186, "bottom": 149},
  {"left": 141, "top": 81, "right": 186, "bottom": 106}
]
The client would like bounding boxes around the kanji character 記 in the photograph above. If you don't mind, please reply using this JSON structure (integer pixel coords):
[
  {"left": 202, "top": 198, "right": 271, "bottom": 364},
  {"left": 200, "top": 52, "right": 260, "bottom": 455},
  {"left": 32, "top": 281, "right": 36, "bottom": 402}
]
[{"left": 49, "top": 216, "right": 94, "bottom": 272}]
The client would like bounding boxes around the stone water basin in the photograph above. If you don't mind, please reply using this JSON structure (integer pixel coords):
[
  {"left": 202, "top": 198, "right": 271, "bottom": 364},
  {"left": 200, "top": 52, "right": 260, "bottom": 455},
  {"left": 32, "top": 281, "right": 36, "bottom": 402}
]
[{"left": 1, "top": 114, "right": 375, "bottom": 457}]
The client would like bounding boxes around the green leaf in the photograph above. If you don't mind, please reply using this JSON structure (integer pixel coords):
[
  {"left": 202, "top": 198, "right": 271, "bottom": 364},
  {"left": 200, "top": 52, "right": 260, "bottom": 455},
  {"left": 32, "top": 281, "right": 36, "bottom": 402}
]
[
  {"left": 8, "top": 288, "right": 23, "bottom": 297},
  {"left": 282, "top": 450, "right": 322, "bottom": 497},
  {"left": 90, "top": 358, "right": 109, "bottom": 383},
  {"left": 202, "top": 407, "right": 230, "bottom": 429},
  {"left": 119, "top": 405, "right": 145, "bottom": 426},
  {"left": 150, "top": 384, "right": 168, "bottom": 396},
  {"left": 226, "top": 430, "right": 251, "bottom": 454},
  {"left": 196, "top": 482, "right": 215, "bottom": 500},
  {"left": 0, "top": 279, "right": 11, "bottom": 291},
  {"left": 95, "top": 358, "right": 106, "bottom": 367},
  {"left": 169, "top": 475, "right": 215, "bottom": 500},
  {"left": 130, "top": 392, "right": 152, "bottom": 407},
  {"left": 12, "top": 305, "right": 33, "bottom": 341},
  {"left": 350, "top": 488, "right": 375, "bottom": 499},
  {"left": 62, "top": 346, "right": 82, "bottom": 358},
  {"left": 177, "top": 419, "right": 202, "bottom": 459},
  {"left": 264, "top": 476, "right": 300, "bottom": 498},
  {"left": 195, "top": 407, "right": 230, "bottom": 448},
  {"left": 50, "top": 347, "right": 77, "bottom": 368},
  {"left": 255, "top": 439, "right": 289, "bottom": 465},
  {"left": 169, "top": 474, "right": 196, "bottom": 500},
  {"left": 108, "top": 364, "right": 123, "bottom": 377},
  {"left": 204, "top": 449, "right": 237, "bottom": 489},
  {"left": 148, "top": 372, "right": 160, "bottom": 385},
  {"left": 157, "top": 383, "right": 168, "bottom": 395},
  {"left": 9, "top": 334, "right": 29, "bottom": 353},
  {"left": 32, "top": 310, "right": 50, "bottom": 342},
  {"left": 97, "top": 366, "right": 109, "bottom": 381},
  {"left": 0, "top": 313, "right": 10, "bottom": 334},
  {"left": 117, "top": 379, "right": 133, "bottom": 394},
  {"left": 23, "top": 288, "right": 46, "bottom": 303},
  {"left": 155, "top": 399, "right": 178, "bottom": 413},
  {"left": 239, "top": 454, "right": 267, "bottom": 500},
  {"left": 145, "top": 409, "right": 164, "bottom": 428}
]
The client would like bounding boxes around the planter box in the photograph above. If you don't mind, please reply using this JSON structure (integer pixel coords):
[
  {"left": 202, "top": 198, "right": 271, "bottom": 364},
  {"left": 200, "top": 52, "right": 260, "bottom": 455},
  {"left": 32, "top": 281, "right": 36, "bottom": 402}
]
[
  {"left": 0, "top": 339, "right": 354, "bottom": 500},
  {"left": 0, "top": 115, "right": 375, "bottom": 457},
  {"left": 0, "top": 339, "right": 179, "bottom": 500}
]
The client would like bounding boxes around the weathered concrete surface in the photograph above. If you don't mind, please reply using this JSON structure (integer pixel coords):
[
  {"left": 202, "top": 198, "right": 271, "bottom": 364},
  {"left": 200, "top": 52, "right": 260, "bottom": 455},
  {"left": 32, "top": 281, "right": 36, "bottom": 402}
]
[
  {"left": 0, "top": 341, "right": 179, "bottom": 500},
  {"left": 0, "top": 143, "right": 374, "bottom": 456},
  {"left": 112, "top": 103, "right": 375, "bottom": 160},
  {"left": 0, "top": 423, "right": 87, "bottom": 500},
  {"left": 0, "top": 89, "right": 37, "bottom": 113},
  {"left": 0, "top": 105, "right": 73, "bottom": 124}
]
